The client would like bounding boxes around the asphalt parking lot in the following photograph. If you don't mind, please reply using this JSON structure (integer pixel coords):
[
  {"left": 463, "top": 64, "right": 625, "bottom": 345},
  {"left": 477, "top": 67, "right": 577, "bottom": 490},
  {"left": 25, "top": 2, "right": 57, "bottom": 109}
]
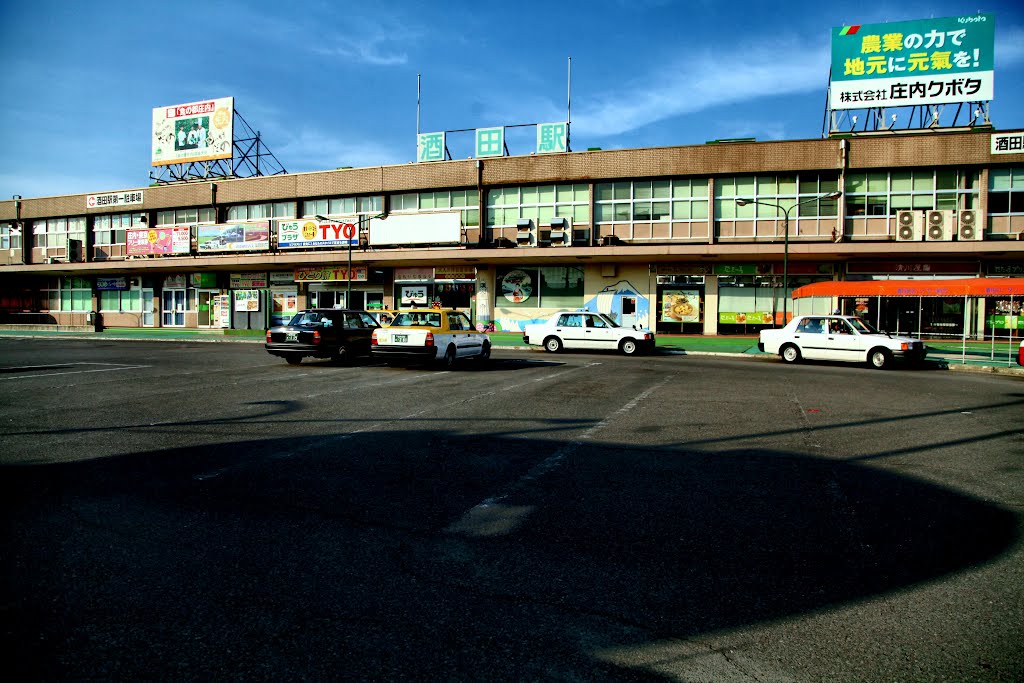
[{"left": 1, "top": 339, "right": 1022, "bottom": 681}]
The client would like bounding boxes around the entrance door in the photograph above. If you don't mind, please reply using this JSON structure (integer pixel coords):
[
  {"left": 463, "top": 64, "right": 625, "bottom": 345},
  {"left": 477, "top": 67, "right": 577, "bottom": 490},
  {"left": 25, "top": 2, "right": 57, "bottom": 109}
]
[
  {"left": 142, "top": 289, "right": 155, "bottom": 327},
  {"left": 621, "top": 296, "right": 638, "bottom": 327},
  {"left": 162, "top": 290, "right": 186, "bottom": 327},
  {"left": 197, "top": 290, "right": 217, "bottom": 328}
]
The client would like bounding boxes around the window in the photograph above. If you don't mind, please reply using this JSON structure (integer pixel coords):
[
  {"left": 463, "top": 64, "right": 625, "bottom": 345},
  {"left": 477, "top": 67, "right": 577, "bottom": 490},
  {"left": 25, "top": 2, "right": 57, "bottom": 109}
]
[
  {"left": 41, "top": 277, "right": 91, "bottom": 311},
  {"left": 486, "top": 184, "right": 589, "bottom": 227},
  {"left": 714, "top": 174, "right": 838, "bottom": 219},
  {"left": 596, "top": 178, "right": 708, "bottom": 224},
  {"left": 988, "top": 168, "right": 1024, "bottom": 215},
  {"left": 845, "top": 169, "right": 979, "bottom": 217},
  {"left": 391, "top": 189, "right": 479, "bottom": 226},
  {"left": 495, "top": 265, "right": 584, "bottom": 309},
  {"left": 33, "top": 217, "right": 85, "bottom": 249},
  {"left": 156, "top": 208, "right": 217, "bottom": 225},
  {"left": 302, "top": 196, "right": 382, "bottom": 218},
  {"left": 227, "top": 202, "right": 294, "bottom": 221},
  {"left": 99, "top": 279, "right": 142, "bottom": 312},
  {"left": 94, "top": 212, "right": 145, "bottom": 246},
  {"left": 0, "top": 223, "right": 21, "bottom": 250}
]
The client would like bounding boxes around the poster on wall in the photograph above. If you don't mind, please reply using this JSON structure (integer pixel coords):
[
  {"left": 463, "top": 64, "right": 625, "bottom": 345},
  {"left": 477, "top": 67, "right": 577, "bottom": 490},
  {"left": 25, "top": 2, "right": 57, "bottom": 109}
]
[
  {"left": 198, "top": 223, "right": 270, "bottom": 252},
  {"left": 402, "top": 286, "right": 428, "bottom": 306},
  {"left": 661, "top": 290, "right": 700, "bottom": 323},
  {"left": 127, "top": 227, "right": 191, "bottom": 256},
  {"left": 719, "top": 311, "right": 775, "bottom": 325},
  {"left": 501, "top": 270, "right": 532, "bottom": 303},
  {"left": 234, "top": 290, "right": 260, "bottom": 312},
  {"left": 271, "top": 292, "right": 299, "bottom": 326}
]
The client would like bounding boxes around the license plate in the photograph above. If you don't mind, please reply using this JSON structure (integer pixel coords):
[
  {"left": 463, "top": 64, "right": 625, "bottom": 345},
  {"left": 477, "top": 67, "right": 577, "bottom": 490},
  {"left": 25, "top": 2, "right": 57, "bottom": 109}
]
[
  {"left": 394, "top": 334, "right": 408, "bottom": 343},
  {"left": 286, "top": 332, "right": 298, "bottom": 342}
]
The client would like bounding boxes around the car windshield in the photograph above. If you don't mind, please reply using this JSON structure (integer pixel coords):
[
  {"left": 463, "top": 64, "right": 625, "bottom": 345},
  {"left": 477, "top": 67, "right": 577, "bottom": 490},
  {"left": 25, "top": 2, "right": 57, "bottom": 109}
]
[
  {"left": 392, "top": 312, "right": 442, "bottom": 327},
  {"left": 596, "top": 313, "right": 620, "bottom": 328},
  {"left": 847, "top": 317, "right": 880, "bottom": 334}
]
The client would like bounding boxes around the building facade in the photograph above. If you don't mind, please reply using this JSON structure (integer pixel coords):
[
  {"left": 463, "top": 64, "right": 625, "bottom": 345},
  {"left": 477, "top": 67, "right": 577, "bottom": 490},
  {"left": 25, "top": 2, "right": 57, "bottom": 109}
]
[{"left": 1, "top": 129, "right": 1023, "bottom": 339}]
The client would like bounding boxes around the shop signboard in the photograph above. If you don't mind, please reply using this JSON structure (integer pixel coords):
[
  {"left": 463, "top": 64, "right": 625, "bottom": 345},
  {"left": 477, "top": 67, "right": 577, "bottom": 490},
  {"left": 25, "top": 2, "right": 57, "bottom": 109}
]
[
  {"left": 164, "top": 274, "right": 187, "bottom": 289},
  {"left": 714, "top": 264, "right": 762, "bottom": 275},
  {"left": 87, "top": 191, "right": 143, "bottom": 210},
  {"left": 234, "top": 290, "right": 260, "bottom": 312},
  {"left": 394, "top": 266, "right": 434, "bottom": 281},
  {"left": 197, "top": 222, "right": 270, "bottom": 253},
  {"left": 229, "top": 272, "right": 268, "bottom": 289},
  {"left": 434, "top": 265, "right": 476, "bottom": 281},
  {"left": 657, "top": 264, "right": 713, "bottom": 276},
  {"left": 269, "top": 271, "right": 295, "bottom": 285},
  {"left": 401, "top": 286, "right": 428, "bottom": 306},
  {"left": 661, "top": 290, "right": 700, "bottom": 323},
  {"left": 989, "top": 262, "right": 1024, "bottom": 275},
  {"left": 127, "top": 227, "right": 191, "bottom": 255},
  {"left": 847, "top": 260, "right": 978, "bottom": 274},
  {"left": 987, "top": 315, "right": 1020, "bottom": 330},
  {"left": 829, "top": 14, "right": 994, "bottom": 110},
  {"left": 189, "top": 272, "right": 217, "bottom": 288},
  {"left": 152, "top": 97, "right": 234, "bottom": 166},
  {"left": 368, "top": 213, "right": 460, "bottom": 247},
  {"left": 277, "top": 218, "right": 357, "bottom": 248},
  {"left": 96, "top": 277, "right": 128, "bottom": 291},
  {"left": 294, "top": 266, "right": 368, "bottom": 282}
]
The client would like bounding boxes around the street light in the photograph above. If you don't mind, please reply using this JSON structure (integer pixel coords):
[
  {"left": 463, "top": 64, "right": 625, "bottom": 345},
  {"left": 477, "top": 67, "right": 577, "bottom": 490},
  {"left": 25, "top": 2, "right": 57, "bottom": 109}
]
[
  {"left": 735, "top": 191, "right": 842, "bottom": 326},
  {"left": 315, "top": 213, "right": 385, "bottom": 307}
]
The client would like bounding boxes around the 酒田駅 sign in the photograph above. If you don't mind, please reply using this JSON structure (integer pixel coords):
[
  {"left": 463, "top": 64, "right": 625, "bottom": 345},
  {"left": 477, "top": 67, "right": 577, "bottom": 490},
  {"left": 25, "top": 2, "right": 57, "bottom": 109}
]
[
  {"left": 152, "top": 97, "right": 234, "bottom": 166},
  {"left": 830, "top": 14, "right": 994, "bottom": 110},
  {"left": 277, "top": 218, "right": 358, "bottom": 249},
  {"left": 536, "top": 122, "right": 568, "bottom": 154},
  {"left": 417, "top": 132, "right": 446, "bottom": 162},
  {"left": 87, "top": 191, "right": 143, "bottom": 209}
]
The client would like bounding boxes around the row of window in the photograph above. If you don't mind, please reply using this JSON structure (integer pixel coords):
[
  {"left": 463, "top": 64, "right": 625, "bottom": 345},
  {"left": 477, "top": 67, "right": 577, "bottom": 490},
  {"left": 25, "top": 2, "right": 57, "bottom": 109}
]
[{"left": 11, "top": 168, "right": 1024, "bottom": 251}]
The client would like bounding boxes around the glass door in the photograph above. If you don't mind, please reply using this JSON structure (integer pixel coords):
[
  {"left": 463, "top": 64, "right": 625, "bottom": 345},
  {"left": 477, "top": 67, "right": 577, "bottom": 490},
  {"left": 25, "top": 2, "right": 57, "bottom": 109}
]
[
  {"left": 197, "top": 290, "right": 217, "bottom": 328},
  {"left": 162, "top": 290, "right": 186, "bottom": 327},
  {"left": 142, "top": 289, "right": 155, "bottom": 327}
]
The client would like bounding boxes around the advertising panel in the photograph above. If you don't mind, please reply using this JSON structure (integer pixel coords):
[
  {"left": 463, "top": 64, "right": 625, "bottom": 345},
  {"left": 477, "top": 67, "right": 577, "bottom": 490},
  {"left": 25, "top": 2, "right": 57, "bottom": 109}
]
[
  {"left": 127, "top": 227, "right": 191, "bottom": 256},
  {"left": 661, "top": 290, "right": 700, "bottom": 323},
  {"left": 401, "top": 286, "right": 428, "bottom": 306},
  {"left": 152, "top": 97, "right": 234, "bottom": 166},
  {"left": 229, "top": 272, "right": 268, "bottom": 288},
  {"left": 277, "top": 218, "right": 357, "bottom": 249},
  {"left": 368, "top": 213, "right": 461, "bottom": 246},
  {"left": 234, "top": 290, "right": 260, "bottom": 312},
  {"left": 197, "top": 222, "right": 270, "bottom": 253},
  {"left": 830, "top": 15, "right": 994, "bottom": 110}
]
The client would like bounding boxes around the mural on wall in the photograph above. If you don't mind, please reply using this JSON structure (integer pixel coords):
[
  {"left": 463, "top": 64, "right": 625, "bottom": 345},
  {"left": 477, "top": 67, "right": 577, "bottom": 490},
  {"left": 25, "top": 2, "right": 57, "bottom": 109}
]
[{"left": 493, "top": 279, "right": 651, "bottom": 332}]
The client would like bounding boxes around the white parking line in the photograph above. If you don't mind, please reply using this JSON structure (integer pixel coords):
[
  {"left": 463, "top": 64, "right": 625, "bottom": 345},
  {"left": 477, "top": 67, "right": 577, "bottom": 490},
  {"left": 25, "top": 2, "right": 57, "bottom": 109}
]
[
  {"left": 447, "top": 375, "right": 671, "bottom": 536},
  {"left": 0, "top": 363, "right": 151, "bottom": 380}
]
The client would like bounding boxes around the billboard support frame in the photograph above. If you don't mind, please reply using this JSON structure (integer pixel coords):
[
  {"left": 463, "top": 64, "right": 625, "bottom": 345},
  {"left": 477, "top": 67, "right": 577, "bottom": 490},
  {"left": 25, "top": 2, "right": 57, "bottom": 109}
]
[{"left": 149, "top": 108, "right": 286, "bottom": 185}]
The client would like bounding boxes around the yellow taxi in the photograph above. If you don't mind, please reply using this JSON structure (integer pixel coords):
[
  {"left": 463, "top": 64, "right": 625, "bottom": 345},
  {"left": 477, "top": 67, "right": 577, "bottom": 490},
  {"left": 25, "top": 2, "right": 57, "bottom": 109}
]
[{"left": 371, "top": 308, "right": 491, "bottom": 368}]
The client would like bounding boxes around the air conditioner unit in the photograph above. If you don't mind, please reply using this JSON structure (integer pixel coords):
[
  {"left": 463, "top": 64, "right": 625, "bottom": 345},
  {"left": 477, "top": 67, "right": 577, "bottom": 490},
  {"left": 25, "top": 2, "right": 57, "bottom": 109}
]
[
  {"left": 548, "top": 217, "right": 571, "bottom": 246},
  {"left": 516, "top": 219, "right": 533, "bottom": 245},
  {"left": 895, "top": 210, "right": 922, "bottom": 241},
  {"left": 924, "top": 209, "right": 953, "bottom": 241},
  {"left": 957, "top": 209, "right": 982, "bottom": 241}
]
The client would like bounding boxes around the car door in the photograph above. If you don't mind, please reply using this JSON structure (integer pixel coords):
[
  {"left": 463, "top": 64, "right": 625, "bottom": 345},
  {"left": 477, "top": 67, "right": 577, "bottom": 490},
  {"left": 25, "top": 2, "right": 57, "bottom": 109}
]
[
  {"left": 584, "top": 313, "right": 618, "bottom": 350},
  {"left": 343, "top": 312, "right": 377, "bottom": 356},
  {"left": 446, "top": 311, "right": 481, "bottom": 357},
  {"left": 554, "top": 313, "right": 587, "bottom": 349},
  {"left": 793, "top": 317, "right": 829, "bottom": 360},
  {"left": 824, "top": 317, "right": 863, "bottom": 361}
]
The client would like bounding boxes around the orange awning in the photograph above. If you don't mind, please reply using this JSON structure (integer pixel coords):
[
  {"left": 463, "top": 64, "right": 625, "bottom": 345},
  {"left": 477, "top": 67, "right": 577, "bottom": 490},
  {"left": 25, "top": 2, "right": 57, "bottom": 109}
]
[{"left": 792, "top": 278, "right": 1024, "bottom": 299}]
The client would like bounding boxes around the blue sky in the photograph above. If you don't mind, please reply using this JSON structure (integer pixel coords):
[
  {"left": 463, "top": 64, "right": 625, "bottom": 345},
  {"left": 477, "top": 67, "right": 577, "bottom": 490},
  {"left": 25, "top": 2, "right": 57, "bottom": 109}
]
[{"left": 1, "top": 0, "right": 1022, "bottom": 200}]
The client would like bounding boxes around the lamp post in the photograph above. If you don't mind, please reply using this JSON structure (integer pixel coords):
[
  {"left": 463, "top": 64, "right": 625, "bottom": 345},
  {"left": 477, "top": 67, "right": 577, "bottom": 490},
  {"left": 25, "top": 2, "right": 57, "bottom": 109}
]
[
  {"left": 315, "top": 213, "right": 385, "bottom": 308},
  {"left": 735, "top": 191, "right": 842, "bottom": 326}
]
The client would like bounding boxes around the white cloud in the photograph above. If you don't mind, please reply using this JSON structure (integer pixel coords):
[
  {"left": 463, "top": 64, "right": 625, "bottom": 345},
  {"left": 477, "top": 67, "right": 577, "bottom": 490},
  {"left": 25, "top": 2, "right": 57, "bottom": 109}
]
[
  {"left": 995, "top": 25, "right": 1024, "bottom": 68},
  {"left": 573, "top": 39, "right": 829, "bottom": 138},
  {"left": 276, "top": 127, "right": 408, "bottom": 172}
]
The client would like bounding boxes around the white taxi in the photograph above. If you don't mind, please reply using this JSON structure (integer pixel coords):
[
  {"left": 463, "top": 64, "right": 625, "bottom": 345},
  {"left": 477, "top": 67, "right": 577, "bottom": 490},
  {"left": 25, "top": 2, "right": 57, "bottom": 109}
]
[
  {"left": 522, "top": 309, "right": 655, "bottom": 355},
  {"left": 371, "top": 308, "right": 491, "bottom": 368},
  {"left": 758, "top": 315, "right": 927, "bottom": 369}
]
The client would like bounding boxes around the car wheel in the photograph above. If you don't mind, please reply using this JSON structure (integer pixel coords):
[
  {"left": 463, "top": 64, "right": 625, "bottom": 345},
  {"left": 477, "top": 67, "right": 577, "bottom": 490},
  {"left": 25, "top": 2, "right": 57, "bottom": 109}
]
[
  {"left": 544, "top": 336, "right": 563, "bottom": 353},
  {"left": 476, "top": 342, "right": 491, "bottom": 363},
  {"left": 620, "top": 338, "right": 638, "bottom": 355},
  {"left": 868, "top": 347, "right": 891, "bottom": 369},
  {"left": 285, "top": 356, "right": 302, "bottom": 365},
  {"left": 331, "top": 344, "right": 350, "bottom": 365},
  {"left": 442, "top": 345, "right": 457, "bottom": 369},
  {"left": 780, "top": 344, "right": 801, "bottom": 364}
]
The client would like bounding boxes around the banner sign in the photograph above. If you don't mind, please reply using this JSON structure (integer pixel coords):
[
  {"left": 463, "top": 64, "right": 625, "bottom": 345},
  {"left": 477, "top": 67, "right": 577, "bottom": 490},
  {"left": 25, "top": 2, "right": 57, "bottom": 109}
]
[
  {"left": 661, "top": 290, "right": 700, "bottom": 323},
  {"left": 127, "top": 227, "right": 191, "bottom": 255},
  {"left": 830, "top": 14, "right": 994, "bottom": 110},
  {"left": 197, "top": 222, "right": 269, "bottom": 252},
  {"left": 229, "top": 272, "right": 268, "bottom": 289},
  {"left": 96, "top": 277, "right": 128, "bottom": 291},
  {"left": 277, "top": 218, "right": 357, "bottom": 248},
  {"left": 719, "top": 311, "right": 776, "bottom": 325},
  {"left": 152, "top": 97, "right": 234, "bottom": 166},
  {"left": 87, "top": 191, "right": 143, "bottom": 209},
  {"left": 294, "top": 266, "right": 368, "bottom": 282},
  {"left": 401, "top": 286, "right": 428, "bottom": 306}
]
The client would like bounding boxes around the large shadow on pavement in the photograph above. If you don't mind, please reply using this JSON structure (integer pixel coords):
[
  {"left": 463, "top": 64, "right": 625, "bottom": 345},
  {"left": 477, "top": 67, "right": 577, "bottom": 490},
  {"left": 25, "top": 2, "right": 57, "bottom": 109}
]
[{"left": 1, "top": 431, "right": 1018, "bottom": 681}]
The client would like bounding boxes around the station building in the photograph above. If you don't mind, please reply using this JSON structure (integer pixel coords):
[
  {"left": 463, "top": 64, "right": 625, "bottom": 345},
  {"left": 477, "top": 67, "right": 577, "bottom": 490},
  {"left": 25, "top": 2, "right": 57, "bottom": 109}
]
[{"left": 1, "top": 129, "right": 1023, "bottom": 339}]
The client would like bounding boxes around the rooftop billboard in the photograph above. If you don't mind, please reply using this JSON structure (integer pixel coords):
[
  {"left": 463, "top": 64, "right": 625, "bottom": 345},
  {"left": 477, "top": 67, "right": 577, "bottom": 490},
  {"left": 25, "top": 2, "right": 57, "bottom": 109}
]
[
  {"left": 830, "top": 14, "right": 994, "bottom": 110},
  {"left": 152, "top": 97, "right": 234, "bottom": 166}
]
